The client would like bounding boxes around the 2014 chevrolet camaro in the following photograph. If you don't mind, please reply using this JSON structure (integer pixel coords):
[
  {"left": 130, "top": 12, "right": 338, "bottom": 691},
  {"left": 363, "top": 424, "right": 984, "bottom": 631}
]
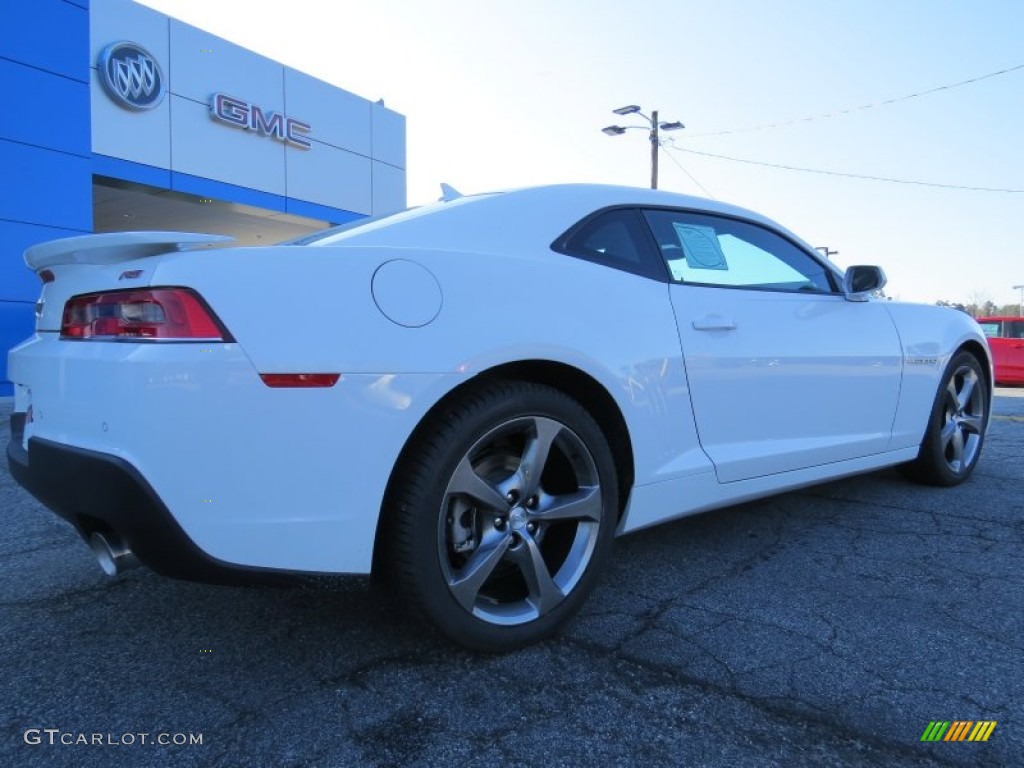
[{"left": 6, "top": 184, "right": 991, "bottom": 651}]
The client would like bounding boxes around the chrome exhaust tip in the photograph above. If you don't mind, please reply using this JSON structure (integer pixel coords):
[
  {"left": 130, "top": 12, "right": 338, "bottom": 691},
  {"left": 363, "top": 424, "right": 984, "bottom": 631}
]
[{"left": 89, "top": 532, "right": 139, "bottom": 576}]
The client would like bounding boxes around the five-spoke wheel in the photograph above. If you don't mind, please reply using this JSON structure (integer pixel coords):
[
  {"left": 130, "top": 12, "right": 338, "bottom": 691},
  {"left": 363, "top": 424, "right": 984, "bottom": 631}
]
[
  {"left": 902, "top": 350, "right": 989, "bottom": 486},
  {"left": 938, "top": 362, "right": 985, "bottom": 474},
  {"left": 384, "top": 382, "right": 617, "bottom": 651}
]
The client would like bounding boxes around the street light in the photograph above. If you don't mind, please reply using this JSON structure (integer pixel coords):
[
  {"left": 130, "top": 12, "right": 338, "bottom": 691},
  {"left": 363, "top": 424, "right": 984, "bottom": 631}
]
[
  {"left": 1014, "top": 284, "right": 1024, "bottom": 317},
  {"left": 602, "top": 105, "right": 685, "bottom": 189}
]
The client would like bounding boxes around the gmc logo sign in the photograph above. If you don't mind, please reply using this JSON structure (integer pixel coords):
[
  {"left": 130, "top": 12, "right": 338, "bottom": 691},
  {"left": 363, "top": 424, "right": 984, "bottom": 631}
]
[{"left": 210, "top": 93, "right": 312, "bottom": 149}]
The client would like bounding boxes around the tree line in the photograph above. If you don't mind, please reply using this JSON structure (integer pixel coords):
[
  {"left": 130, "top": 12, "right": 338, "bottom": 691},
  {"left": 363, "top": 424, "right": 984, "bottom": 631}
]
[{"left": 934, "top": 300, "right": 1021, "bottom": 318}]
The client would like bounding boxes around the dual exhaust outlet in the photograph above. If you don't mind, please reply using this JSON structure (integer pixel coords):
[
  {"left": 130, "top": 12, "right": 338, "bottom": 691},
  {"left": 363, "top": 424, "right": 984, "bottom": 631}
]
[{"left": 88, "top": 532, "right": 139, "bottom": 576}]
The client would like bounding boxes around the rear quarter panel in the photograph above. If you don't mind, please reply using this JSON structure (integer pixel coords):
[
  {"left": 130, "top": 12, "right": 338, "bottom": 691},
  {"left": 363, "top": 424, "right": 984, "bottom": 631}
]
[{"left": 149, "top": 244, "right": 710, "bottom": 487}]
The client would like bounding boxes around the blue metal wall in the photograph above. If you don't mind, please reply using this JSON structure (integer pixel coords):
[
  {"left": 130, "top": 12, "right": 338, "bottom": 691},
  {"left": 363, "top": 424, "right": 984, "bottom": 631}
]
[{"left": 0, "top": 0, "right": 92, "bottom": 396}]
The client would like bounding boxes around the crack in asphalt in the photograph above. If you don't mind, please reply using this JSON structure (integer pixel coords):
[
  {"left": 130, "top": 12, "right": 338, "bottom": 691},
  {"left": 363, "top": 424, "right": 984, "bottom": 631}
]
[{"left": 557, "top": 634, "right": 967, "bottom": 768}]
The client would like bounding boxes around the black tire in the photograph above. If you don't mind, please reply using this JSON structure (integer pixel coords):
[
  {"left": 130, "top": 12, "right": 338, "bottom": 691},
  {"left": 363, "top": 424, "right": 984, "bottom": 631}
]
[
  {"left": 901, "top": 350, "right": 988, "bottom": 486},
  {"left": 382, "top": 381, "right": 619, "bottom": 652}
]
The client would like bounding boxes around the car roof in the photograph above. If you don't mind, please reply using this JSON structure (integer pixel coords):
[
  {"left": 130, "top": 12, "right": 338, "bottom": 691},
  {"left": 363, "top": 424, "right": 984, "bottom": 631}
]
[{"left": 304, "top": 183, "right": 818, "bottom": 259}]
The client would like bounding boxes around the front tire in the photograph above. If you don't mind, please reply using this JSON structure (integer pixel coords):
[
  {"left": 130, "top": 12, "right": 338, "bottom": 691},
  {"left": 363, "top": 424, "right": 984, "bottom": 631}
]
[
  {"left": 902, "top": 350, "right": 988, "bottom": 486},
  {"left": 383, "top": 381, "right": 619, "bottom": 652}
]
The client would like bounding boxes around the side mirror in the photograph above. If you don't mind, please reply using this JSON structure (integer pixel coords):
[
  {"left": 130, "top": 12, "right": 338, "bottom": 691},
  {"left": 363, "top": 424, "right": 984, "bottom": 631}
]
[{"left": 843, "top": 265, "right": 887, "bottom": 302}]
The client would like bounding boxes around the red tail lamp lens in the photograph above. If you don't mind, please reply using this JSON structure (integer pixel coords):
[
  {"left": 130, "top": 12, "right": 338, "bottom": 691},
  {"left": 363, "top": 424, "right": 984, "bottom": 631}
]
[{"left": 61, "top": 288, "right": 229, "bottom": 340}]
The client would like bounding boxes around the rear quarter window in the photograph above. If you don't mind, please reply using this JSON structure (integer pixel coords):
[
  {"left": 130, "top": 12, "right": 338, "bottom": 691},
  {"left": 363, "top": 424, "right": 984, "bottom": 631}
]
[{"left": 552, "top": 208, "right": 665, "bottom": 280}]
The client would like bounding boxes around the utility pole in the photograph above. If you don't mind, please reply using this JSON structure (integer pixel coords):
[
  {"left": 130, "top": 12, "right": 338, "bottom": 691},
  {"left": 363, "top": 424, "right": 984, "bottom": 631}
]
[
  {"left": 603, "top": 106, "right": 684, "bottom": 190},
  {"left": 1014, "top": 284, "right": 1024, "bottom": 317},
  {"left": 650, "top": 110, "right": 660, "bottom": 190}
]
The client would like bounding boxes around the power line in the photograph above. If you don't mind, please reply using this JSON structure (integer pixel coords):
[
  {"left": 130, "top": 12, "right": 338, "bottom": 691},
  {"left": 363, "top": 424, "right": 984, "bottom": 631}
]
[
  {"left": 661, "top": 143, "right": 1024, "bottom": 193},
  {"left": 659, "top": 145, "right": 715, "bottom": 198},
  {"left": 687, "top": 63, "right": 1024, "bottom": 138}
]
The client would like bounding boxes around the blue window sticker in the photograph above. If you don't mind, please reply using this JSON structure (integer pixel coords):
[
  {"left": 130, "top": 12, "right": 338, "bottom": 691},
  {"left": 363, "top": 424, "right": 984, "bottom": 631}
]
[{"left": 673, "top": 223, "right": 728, "bottom": 270}]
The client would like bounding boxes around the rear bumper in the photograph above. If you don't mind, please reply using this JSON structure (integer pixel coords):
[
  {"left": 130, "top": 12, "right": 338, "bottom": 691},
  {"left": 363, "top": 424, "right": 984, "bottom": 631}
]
[
  {"left": 7, "top": 334, "right": 460, "bottom": 575},
  {"left": 7, "top": 417, "right": 294, "bottom": 585}
]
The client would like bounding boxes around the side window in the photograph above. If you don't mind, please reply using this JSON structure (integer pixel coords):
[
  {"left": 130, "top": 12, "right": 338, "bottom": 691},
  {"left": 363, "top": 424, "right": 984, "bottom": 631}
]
[
  {"left": 1008, "top": 320, "right": 1024, "bottom": 339},
  {"left": 555, "top": 208, "right": 660, "bottom": 278},
  {"left": 978, "top": 322, "right": 1001, "bottom": 338},
  {"left": 642, "top": 209, "right": 835, "bottom": 293}
]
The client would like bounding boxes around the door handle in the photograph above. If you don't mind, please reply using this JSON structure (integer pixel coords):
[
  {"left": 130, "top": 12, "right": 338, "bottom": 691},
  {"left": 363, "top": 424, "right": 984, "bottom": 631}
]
[{"left": 692, "top": 315, "right": 737, "bottom": 331}]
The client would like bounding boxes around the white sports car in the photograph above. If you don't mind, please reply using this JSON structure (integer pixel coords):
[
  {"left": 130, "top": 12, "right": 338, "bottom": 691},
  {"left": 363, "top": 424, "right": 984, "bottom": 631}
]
[{"left": 6, "top": 184, "right": 991, "bottom": 651}]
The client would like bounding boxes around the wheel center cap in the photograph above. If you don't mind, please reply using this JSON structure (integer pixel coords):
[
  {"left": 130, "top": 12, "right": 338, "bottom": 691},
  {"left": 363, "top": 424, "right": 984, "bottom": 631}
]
[{"left": 509, "top": 508, "right": 528, "bottom": 531}]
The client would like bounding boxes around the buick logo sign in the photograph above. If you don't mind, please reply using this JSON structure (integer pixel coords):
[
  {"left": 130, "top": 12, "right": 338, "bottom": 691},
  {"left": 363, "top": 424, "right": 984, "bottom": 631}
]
[{"left": 98, "top": 42, "right": 165, "bottom": 110}]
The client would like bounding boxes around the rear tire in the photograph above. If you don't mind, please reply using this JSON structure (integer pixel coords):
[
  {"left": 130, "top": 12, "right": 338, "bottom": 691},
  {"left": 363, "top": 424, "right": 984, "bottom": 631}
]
[
  {"left": 382, "top": 381, "right": 618, "bottom": 652},
  {"left": 901, "top": 350, "right": 988, "bottom": 486}
]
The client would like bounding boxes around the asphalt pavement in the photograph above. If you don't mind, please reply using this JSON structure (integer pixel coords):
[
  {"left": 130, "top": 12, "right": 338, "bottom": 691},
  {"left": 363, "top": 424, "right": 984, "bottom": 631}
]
[{"left": 2, "top": 390, "right": 1022, "bottom": 767}]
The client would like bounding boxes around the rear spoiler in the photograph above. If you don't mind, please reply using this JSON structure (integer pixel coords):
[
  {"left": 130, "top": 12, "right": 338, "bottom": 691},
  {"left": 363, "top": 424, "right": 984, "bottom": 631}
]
[{"left": 25, "top": 232, "right": 234, "bottom": 270}]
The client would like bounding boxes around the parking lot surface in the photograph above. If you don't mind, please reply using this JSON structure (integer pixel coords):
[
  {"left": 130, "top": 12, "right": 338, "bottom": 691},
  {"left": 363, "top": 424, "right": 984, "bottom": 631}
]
[{"left": 2, "top": 390, "right": 1022, "bottom": 767}]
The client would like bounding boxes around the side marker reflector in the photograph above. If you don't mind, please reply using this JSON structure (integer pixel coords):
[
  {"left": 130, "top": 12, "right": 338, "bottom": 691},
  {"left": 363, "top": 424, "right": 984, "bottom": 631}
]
[{"left": 259, "top": 373, "right": 341, "bottom": 388}]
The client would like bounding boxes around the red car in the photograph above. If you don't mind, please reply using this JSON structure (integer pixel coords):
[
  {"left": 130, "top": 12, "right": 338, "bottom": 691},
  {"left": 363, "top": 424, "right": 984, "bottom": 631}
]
[{"left": 978, "top": 316, "right": 1024, "bottom": 384}]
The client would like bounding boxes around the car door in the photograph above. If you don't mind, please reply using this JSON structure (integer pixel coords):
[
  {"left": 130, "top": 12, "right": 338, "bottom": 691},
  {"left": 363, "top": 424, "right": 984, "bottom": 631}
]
[
  {"left": 642, "top": 208, "right": 903, "bottom": 483},
  {"left": 978, "top": 319, "right": 1009, "bottom": 381},
  {"left": 1003, "top": 319, "right": 1024, "bottom": 381}
]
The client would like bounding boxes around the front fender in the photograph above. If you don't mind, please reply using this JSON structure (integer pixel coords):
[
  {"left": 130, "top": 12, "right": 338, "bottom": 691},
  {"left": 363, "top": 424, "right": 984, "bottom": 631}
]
[{"left": 884, "top": 302, "right": 992, "bottom": 450}]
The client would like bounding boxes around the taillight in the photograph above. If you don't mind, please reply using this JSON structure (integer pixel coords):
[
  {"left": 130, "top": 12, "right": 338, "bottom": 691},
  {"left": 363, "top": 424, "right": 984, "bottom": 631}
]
[{"left": 61, "top": 288, "right": 230, "bottom": 341}]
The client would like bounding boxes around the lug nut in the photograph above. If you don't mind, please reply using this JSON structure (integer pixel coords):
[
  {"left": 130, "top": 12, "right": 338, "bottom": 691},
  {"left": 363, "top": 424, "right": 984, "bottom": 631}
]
[
  {"left": 526, "top": 496, "right": 538, "bottom": 509},
  {"left": 526, "top": 522, "right": 537, "bottom": 534},
  {"left": 494, "top": 518, "right": 506, "bottom": 530},
  {"left": 506, "top": 491, "right": 517, "bottom": 503}
]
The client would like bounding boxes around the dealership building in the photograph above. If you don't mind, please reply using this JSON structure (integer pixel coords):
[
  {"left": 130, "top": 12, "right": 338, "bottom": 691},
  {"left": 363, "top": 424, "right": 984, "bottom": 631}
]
[{"left": 0, "top": 0, "right": 407, "bottom": 395}]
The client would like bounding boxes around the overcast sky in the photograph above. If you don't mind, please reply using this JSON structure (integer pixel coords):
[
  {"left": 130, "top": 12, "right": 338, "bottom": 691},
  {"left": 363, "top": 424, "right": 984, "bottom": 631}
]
[{"left": 138, "top": 0, "right": 1024, "bottom": 307}]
